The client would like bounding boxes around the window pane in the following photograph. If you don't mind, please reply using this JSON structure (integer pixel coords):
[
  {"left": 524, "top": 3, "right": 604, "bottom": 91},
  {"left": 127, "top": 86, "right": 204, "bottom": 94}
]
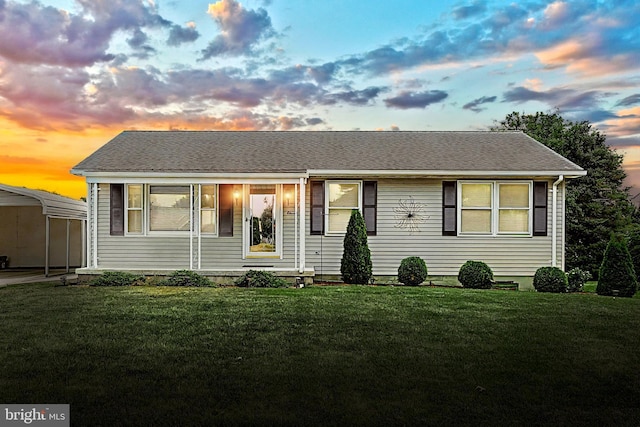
[
  {"left": 499, "top": 210, "right": 529, "bottom": 233},
  {"left": 150, "top": 188, "right": 190, "bottom": 231},
  {"left": 328, "top": 209, "right": 352, "bottom": 233},
  {"left": 499, "top": 184, "right": 529, "bottom": 208},
  {"left": 128, "top": 185, "right": 142, "bottom": 208},
  {"left": 329, "top": 183, "right": 359, "bottom": 207},
  {"left": 201, "top": 185, "right": 215, "bottom": 209},
  {"left": 128, "top": 210, "right": 142, "bottom": 233},
  {"left": 462, "top": 184, "right": 491, "bottom": 208},
  {"left": 201, "top": 211, "right": 216, "bottom": 233},
  {"left": 461, "top": 210, "right": 491, "bottom": 233}
]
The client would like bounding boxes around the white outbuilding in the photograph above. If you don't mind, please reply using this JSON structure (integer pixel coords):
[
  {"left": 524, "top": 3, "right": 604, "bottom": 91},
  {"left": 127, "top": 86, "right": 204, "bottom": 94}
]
[{"left": 0, "top": 184, "right": 86, "bottom": 275}]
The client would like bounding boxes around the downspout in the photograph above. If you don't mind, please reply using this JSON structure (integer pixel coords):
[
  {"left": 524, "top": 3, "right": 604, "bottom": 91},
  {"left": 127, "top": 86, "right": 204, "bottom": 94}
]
[
  {"left": 299, "top": 178, "right": 306, "bottom": 274},
  {"left": 552, "top": 175, "right": 564, "bottom": 268}
]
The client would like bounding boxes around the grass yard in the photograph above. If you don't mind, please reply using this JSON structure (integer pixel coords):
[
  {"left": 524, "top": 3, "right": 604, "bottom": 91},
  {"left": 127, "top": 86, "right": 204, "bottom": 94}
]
[{"left": 0, "top": 283, "right": 639, "bottom": 426}]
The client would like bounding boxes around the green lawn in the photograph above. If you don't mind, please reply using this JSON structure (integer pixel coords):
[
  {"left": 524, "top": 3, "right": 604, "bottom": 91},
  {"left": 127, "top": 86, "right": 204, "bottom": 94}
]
[{"left": 1, "top": 283, "right": 639, "bottom": 426}]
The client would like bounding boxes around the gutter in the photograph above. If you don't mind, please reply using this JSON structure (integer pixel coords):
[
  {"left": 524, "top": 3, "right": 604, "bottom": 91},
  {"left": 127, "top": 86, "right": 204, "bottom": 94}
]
[{"left": 552, "top": 175, "right": 564, "bottom": 268}]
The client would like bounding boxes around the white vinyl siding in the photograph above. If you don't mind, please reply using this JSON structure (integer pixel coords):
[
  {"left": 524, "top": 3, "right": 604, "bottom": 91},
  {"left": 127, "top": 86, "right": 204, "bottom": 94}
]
[
  {"left": 95, "top": 184, "right": 298, "bottom": 271},
  {"left": 305, "top": 178, "right": 560, "bottom": 278}
]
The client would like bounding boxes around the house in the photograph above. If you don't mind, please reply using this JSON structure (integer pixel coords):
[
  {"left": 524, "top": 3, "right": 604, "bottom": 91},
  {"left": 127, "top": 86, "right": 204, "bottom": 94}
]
[
  {"left": 0, "top": 184, "right": 87, "bottom": 275},
  {"left": 71, "top": 131, "right": 585, "bottom": 289}
]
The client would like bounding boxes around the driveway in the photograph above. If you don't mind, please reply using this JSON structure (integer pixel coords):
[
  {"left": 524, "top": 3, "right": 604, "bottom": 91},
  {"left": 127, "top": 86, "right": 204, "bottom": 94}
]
[{"left": 0, "top": 269, "right": 76, "bottom": 286}]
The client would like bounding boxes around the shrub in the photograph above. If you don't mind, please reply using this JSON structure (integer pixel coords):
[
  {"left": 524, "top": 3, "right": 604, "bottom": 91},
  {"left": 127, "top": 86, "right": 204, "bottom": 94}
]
[
  {"left": 458, "top": 261, "right": 493, "bottom": 289},
  {"left": 91, "top": 271, "right": 143, "bottom": 287},
  {"left": 398, "top": 257, "right": 428, "bottom": 286},
  {"left": 533, "top": 267, "right": 567, "bottom": 293},
  {"left": 163, "top": 270, "right": 212, "bottom": 287},
  {"left": 626, "top": 226, "right": 640, "bottom": 287},
  {"left": 597, "top": 234, "right": 638, "bottom": 297},
  {"left": 340, "top": 209, "right": 372, "bottom": 284},
  {"left": 566, "top": 268, "right": 590, "bottom": 293},
  {"left": 234, "top": 270, "right": 289, "bottom": 288}
]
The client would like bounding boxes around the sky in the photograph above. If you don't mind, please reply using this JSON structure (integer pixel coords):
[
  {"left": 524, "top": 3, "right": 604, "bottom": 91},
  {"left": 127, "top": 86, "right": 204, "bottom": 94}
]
[{"left": 0, "top": 0, "right": 639, "bottom": 200}]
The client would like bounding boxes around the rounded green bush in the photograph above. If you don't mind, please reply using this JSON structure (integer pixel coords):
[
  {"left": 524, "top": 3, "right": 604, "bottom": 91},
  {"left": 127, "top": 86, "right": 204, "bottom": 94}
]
[
  {"left": 533, "top": 266, "right": 568, "bottom": 293},
  {"left": 567, "top": 268, "right": 590, "bottom": 293},
  {"left": 458, "top": 261, "right": 493, "bottom": 289},
  {"left": 234, "top": 270, "right": 289, "bottom": 288},
  {"left": 398, "top": 256, "right": 428, "bottom": 286},
  {"left": 163, "top": 270, "right": 212, "bottom": 287},
  {"left": 91, "top": 271, "right": 143, "bottom": 286}
]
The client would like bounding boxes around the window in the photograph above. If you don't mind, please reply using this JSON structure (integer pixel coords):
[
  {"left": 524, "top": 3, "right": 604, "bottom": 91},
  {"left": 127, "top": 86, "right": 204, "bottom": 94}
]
[
  {"left": 498, "top": 183, "right": 530, "bottom": 233},
  {"left": 149, "top": 186, "right": 191, "bottom": 232},
  {"left": 460, "top": 183, "right": 492, "bottom": 233},
  {"left": 200, "top": 185, "right": 217, "bottom": 234},
  {"left": 126, "top": 184, "right": 143, "bottom": 234},
  {"left": 119, "top": 184, "right": 223, "bottom": 235},
  {"left": 326, "top": 181, "right": 361, "bottom": 234},
  {"left": 458, "top": 181, "right": 532, "bottom": 236}
]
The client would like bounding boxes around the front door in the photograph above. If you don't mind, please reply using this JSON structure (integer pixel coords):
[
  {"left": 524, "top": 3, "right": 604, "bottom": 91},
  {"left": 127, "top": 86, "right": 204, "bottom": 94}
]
[{"left": 246, "top": 184, "right": 280, "bottom": 257}]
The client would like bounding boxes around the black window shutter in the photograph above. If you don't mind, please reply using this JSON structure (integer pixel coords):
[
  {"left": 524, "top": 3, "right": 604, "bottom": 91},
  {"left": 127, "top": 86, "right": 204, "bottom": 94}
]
[
  {"left": 363, "top": 181, "right": 377, "bottom": 236},
  {"left": 110, "top": 184, "right": 124, "bottom": 236},
  {"left": 310, "top": 181, "right": 324, "bottom": 235},
  {"left": 533, "top": 181, "right": 548, "bottom": 236},
  {"left": 442, "top": 181, "right": 457, "bottom": 236},
  {"left": 219, "top": 185, "right": 234, "bottom": 237}
]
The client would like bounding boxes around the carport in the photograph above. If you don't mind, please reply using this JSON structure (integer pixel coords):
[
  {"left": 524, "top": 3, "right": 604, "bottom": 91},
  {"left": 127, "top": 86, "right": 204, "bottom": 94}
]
[{"left": 0, "top": 184, "right": 87, "bottom": 276}]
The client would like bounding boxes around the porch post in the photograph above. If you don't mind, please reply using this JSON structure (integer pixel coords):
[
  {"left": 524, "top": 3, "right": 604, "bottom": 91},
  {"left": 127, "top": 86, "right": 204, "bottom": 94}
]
[
  {"left": 81, "top": 219, "right": 86, "bottom": 268},
  {"left": 299, "top": 178, "right": 306, "bottom": 273},
  {"left": 66, "top": 219, "right": 70, "bottom": 273},
  {"left": 45, "top": 215, "right": 50, "bottom": 277},
  {"left": 92, "top": 183, "right": 98, "bottom": 268}
]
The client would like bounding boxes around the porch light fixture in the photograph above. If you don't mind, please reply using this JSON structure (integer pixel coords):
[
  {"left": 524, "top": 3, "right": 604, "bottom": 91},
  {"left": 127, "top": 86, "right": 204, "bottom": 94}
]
[
  {"left": 285, "top": 192, "right": 292, "bottom": 207},
  {"left": 233, "top": 190, "right": 240, "bottom": 206}
]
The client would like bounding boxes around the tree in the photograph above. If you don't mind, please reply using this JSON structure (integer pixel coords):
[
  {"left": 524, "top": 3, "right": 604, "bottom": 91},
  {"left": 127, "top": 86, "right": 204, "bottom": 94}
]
[
  {"left": 492, "top": 111, "right": 636, "bottom": 276},
  {"left": 597, "top": 234, "right": 637, "bottom": 297},
  {"left": 340, "top": 209, "right": 372, "bottom": 284}
]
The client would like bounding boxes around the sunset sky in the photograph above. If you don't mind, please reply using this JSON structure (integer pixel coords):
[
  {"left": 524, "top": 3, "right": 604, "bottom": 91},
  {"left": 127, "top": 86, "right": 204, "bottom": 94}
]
[{"left": 1, "top": 0, "right": 639, "bottom": 200}]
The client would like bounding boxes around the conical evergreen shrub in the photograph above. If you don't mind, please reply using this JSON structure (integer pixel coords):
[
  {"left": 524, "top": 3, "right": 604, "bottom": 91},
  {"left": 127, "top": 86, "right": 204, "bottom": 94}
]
[
  {"left": 340, "top": 209, "right": 372, "bottom": 284},
  {"left": 596, "top": 234, "right": 638, "bottom": 297}
]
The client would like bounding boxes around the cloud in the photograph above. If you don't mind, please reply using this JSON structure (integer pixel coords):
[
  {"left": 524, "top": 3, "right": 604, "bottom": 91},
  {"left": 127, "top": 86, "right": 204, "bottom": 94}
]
[
  {"left": 321, "top": 87, "right": 386, "bottom": 106},
  {"left": 0, "top": 0, "right": 176, "bottom": 67},
  {"left": 305, "top": 117, "right": 324, "bottom": 126},
  {"left": 384, "top": 90, "right": 448, "bottom": 109},
  {"left": 452, "top": 1, "right": 487, "bottom": 20},
  {"left": 0, "top": 1, "right": 113, "bottom": 66},
  {"left": 502, "top": 86, "right": 604, "bottom": 111},
  {"left": 462, "top": 95, "right": 497, "bottom": 112},
  {"left": 167, "top": 22, "right": 200, "bottom": 46},
  {"left": 616, "top": 94, "right": 640, "bottom": 107},
  {"left": 200, "top": 0, "right": 275, "bottom": 59}
]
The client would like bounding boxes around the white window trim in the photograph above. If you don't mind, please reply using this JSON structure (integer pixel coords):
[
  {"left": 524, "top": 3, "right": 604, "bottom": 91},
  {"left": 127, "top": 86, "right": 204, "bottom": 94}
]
[
  {"left": 458, "top": 180, "right": 533, "bottom": 237},
  {"left": 325, "top": 180, "right": 363, "bottom": 236},
  {"left": 123, "top": 184, "right": 221, "bottom": 237},
  {"left": 125, "top": 184, "right": 144, "bottom": 236},
  {"left": 199, "top": 184, "right": 219, "bottom": 237},
  {"left": 146, "top": 184, "right": 192, "bottom": 236}
]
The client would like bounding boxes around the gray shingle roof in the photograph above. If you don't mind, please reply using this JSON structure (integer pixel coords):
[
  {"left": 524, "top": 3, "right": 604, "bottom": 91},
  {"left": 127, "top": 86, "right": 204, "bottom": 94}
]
[{"left": 72, "top": 131, "right": 585, "bottom": 176}]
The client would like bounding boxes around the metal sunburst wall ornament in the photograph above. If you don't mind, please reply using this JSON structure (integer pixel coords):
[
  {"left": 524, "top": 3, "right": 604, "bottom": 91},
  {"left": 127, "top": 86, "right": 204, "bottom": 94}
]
[{"left": 394, "top": 196, "right": 429, "bottom": 233}]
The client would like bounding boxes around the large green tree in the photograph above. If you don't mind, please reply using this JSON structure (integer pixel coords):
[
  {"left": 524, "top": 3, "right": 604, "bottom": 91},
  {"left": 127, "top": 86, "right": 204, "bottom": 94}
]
[{"left": 492, "top": 111, "right": 635, "bottom": 276}]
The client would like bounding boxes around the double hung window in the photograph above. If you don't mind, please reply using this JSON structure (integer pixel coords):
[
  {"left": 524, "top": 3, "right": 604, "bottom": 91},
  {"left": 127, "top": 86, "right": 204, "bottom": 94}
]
[
  {"left": 326, "top": 181, "right": 361, "bottom": 234},
  {"left": 459, "top": 181, "right": 532, "bottom": 236}
]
